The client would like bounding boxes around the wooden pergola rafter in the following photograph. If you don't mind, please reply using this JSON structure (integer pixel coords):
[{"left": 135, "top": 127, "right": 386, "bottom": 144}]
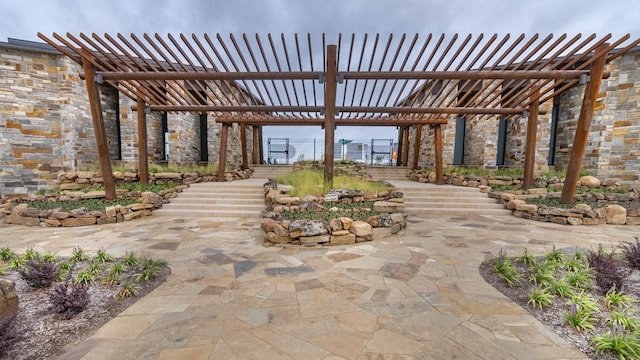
[{"left": 38, "top": 32, "right": 640, "bottom": 202}]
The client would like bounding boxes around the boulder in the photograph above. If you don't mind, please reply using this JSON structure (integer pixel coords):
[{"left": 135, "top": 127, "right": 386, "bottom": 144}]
[
  {"left": 153, "top": 172, "right": 182, "bottom": 179},
  {"left": 605, "top": 205, "right": 627, "bottom": 225},
  {"left": 266, "top": 232, "right": 291, "bottom": 244},
  {"left": 328, "top": 218, "right": 343, "bottom": 232},
  {"left": 141, "top": 192, "right": 164, "bottom": 207},
  {"left": 515, "top": 203, "right": 538, "bottom": 214},
  {"left": 507, "top": 199, "right": 525, "bottom": 210},
  {"left": 299, "top": 235, "right": 330, "bottom": 245},
  {"left": 330, "top": 233, "right": 356, "bottom": 245},
  {"left": 0, "top": 279, "right": 18, "bottom": 321},
  {"left": 349, "top": 221, "right": 373, "bottom": 237},
  {"left": 273, "top": 223, "right": 289, "bottom": 237},
  {"left": 338, "top": 217, "right": 354, "bottom": 230},
  {"left": 62, "top": 216, "right": 97, "bottom": 227},
  {"left": 288, "top": 220, "right": 325, "bottom": 238},
  {"left": 260, "top": 218, "right": 277, "bottom": 233},
  {"left": 579, "top": 175, "right": 601, "bottom": 188}
]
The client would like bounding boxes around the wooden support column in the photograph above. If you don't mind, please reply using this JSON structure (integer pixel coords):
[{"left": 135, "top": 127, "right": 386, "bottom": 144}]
[
  {"left": 324, "top": 45, "right": 338, "bottom": 188},
  {"left": 258, "top": 126, "right": 264, "bottom": 164},
  {"left": 411, "top": 125, "right": 422, "bottom": 170},
  {"left": 562, "top": 43, "right": 609, "bottom": 203},
  {"left": 252, "top": 125, "right": 259, "bottom": 164},
  {"left": 136, "top": 96, "right": 149, "bottom": 185},
  {"left": 217, "top": 123, "right": 229, "bottom": 182},
  {"left": 395, "top": 127, "right": 403, "bottom": 166},
  {"left": 434, "top": 124, "right": 444, "bottom": 185},
  {"left": 523, "top": 88, "right": 540, "bottom": 190},
  {"left": 240, "top": 124, "right": 249, "bottom": 169},
  {"left": 402, "top": 125, "right": 410, "bottom": 166},
  {"left": 82, "top": 61, "right": 116, "bottom": 200}
]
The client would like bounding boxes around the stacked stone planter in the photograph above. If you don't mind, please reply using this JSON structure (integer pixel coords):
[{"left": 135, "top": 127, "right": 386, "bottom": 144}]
[
  {"left": 56, "top": 168, "right": 252, "bottom": 191},
  {"left": 0, "top": 168, "right": 252, "bottom": 227},
  {"left": 409, "top": 169, "right": 639, "bottom": 226},
  {"left": 0, "top": 188, "right": 183, "bottom": 227},
  {"left": 261, "top": 183, "right": 407, "bottom": 246}
]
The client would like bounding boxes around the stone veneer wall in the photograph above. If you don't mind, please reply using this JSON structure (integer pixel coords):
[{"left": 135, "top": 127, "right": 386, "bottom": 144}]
[{"left": 1, "top": 44, "right": 255, "bottom": 198}]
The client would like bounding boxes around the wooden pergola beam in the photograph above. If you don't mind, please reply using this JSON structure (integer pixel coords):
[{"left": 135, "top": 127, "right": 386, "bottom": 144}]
[
  {"left": 97, "top": 69, "right": 601, "bottom": 81},
  {"left": 139, "top": 105, "right": 539, "bottom": 115},
  {"left": 561, "top": 43, "right": 609, "bottom": 203},
  {"left": 523, "top": 88, "right": 540, "bottom": 189},
  {"left": 324, "top": 45, "right": 337, "bottom": 188},
  {"left": 83, "top": 61, "right": 116, "bottom": 200},
  {"left": 136, "top": 96, "right": 149, "bottom": 185},
  {"left": 396, "top": 127, "right": 404, "bottom": 166},
  {"left": 214, "top": 116, "right": 449, "bottom": 126}
]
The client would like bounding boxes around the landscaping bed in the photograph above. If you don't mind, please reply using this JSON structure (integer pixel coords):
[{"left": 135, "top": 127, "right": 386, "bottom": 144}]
[
  {"left": 481, "top": 242, "right": 640, "bottom": 360},
  {"left": 409, "top": 168, "right": 640, "bottom": 226},
  {"left": 260, "top": 169, "right": 407, "bottom": 246},
  {"left": 0, "top": 247, "right": 170, "bottom": 360}
]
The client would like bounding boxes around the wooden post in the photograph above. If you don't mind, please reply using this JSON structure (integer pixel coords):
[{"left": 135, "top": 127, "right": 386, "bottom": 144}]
[
  {"left": 82, "top": 61, "right": 116, "bottom": 200},
  {"left": 240, "top": 124, "right": 248, "bottom": 169},
  {"left": 396, "top": 127, "right": 403, "bottom": 166},
  {"left": 136, "top": 96, "right": 149, "bottom": 185},
  {"left": 434, "top": 124, "right": 444, "bottom": 185},
  {"left": 324, "top": 45, "right": 338, "bottom": 188},
  {"left": 402, "top": 125, "right": 410, "bottom": 166},
  {"left": 217, "top": 123, "right": 229, "bottom": 181},
  {"left": 411, "top": 125, "right": 422, "bottom": 169},
  {"left": 561, "top": 43, "right": 609, "bottom": 203},
  {"left": 258, "top": 126, "right": 264, "bottom": 164},
  {"left": 523, "top": 88, "right": 540, "bottom": 190},
  {"left": 252, "top": 125, "right": 259, "bottom": 164}
]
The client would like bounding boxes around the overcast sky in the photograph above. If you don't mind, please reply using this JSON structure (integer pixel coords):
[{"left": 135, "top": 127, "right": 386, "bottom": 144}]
[{"left": 1, "top": 0, "right": 639, "bottom": 143}]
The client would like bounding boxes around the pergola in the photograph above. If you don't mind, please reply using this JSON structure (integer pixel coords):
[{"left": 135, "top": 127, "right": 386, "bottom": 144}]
[{"left": 38, "top": 32, "right": 640, "bottom": 203}]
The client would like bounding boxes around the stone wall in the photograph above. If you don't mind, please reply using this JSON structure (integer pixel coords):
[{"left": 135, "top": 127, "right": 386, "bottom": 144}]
[{"left": 0, "top": 43, "right": 256, "bottom": 199}]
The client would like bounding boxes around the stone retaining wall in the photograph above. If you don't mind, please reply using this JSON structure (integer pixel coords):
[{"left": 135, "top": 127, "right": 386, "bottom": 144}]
[
  {"left": 408, "top": 169, "right": 640, "bottom": 225},
  {"left": 0, "top": 188, "right": 180, "bottom": 227},
  {"left": 0, "top": 168, "right": 252, "bottom": 227},
  {"left": 261, "top": 183, "right": 407, "bottom": 246},
  {"left": 55, "top": 168, "right": 252, "bottom": 191}
]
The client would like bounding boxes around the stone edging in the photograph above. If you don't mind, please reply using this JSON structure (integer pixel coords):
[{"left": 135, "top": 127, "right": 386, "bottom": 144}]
[
  {"left": 0, "top": 168, "right": 252, "bottom": 227},
  {"left": 260, "top": 182, "right": 407, "bottom": 246},
  {"left": 408, "top": 169, "right": 639, "bottom": 226}
]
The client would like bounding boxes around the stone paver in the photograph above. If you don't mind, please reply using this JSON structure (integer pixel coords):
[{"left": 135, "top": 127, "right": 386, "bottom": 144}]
[{"left": 2, "top": 180, "right": 638, "bottom": 359}]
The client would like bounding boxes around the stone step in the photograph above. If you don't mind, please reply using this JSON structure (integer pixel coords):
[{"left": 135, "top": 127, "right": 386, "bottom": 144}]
[
  {"left": 156, "top": 203, "right": 265, "bottom": 211},
  {"left": 405, "top": 201, "right": 504, "bottom": 209},
  {"left": 405, "top": 207, "right": 512, "bottom": 216},
  {"left": 170, "top": 197, "right": 264, "bottom": 207},
  {"left": 153, "top": 208, "right": 263, "bottom": 218},
  {"left": 175, "top": 192, "right": 263, "bottom": 199}
]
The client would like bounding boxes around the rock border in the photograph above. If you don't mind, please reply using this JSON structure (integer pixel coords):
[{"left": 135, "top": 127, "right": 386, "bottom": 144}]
[
  {"left": 408, "top": 170, "right": 640, "bottom": 226},
  {"left": 260, "top": 182, "right": 407, "bottom": 246},
  {"left": 0, "top": 168, "right": 252, "bottom": 227}
]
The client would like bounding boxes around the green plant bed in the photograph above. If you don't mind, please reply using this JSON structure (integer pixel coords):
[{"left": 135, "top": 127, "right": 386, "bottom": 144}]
[
  {"left": 91, "top": 182, "right": 178, "bottom": 193},
  {"left": 481, "top": 244, "right": 640, "bottom": 360},
  {"left": 281, "top": 201, "right": 379, "bottom": 223},
  {"left": 0, "top": 246, "right": 170, "bottom": 359},
  {"left": 275, "top": 169, "right": 392, "bottom": 198},
  {"left": 525, "top": 197, "right": 603, "bottom": 209}
]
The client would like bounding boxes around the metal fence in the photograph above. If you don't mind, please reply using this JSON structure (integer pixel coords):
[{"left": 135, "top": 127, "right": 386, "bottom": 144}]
[{"left": 266, "top": 138, "right": 397, "bottom": 165}]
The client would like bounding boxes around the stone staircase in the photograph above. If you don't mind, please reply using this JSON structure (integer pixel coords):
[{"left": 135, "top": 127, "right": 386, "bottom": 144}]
[
  {"left": 366, "top": 166, "right": 409, "bottom": 181},
  {"left": 153, "top": 178, "right": 266, "bottom": 220},
  {"left": 251, "top": 165, "right": 294, "bottom": 180},
  {"left": 388, "top": 179, "right": 511, "bottom": 217}
]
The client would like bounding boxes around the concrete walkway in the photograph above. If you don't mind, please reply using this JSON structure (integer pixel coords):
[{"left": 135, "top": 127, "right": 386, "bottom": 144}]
[{"left": 2, "top": 178, "right": 638, "bottom": 359}]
